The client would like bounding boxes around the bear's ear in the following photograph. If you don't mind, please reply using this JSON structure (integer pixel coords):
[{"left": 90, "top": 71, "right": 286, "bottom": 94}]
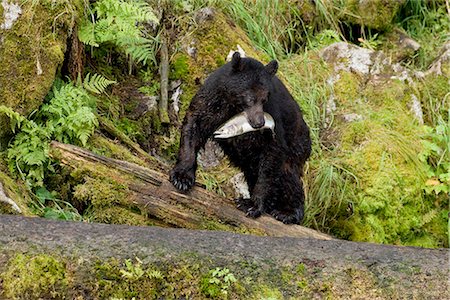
[
  {"left": 231, "top": 52, "right": 242, "bottom": 71},
  {"left": 265, "top": 60, "right": 278, "bottom": 76}
]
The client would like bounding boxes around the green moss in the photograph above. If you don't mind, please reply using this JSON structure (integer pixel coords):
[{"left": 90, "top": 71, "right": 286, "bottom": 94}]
[
  {"left": 330, "top": 72, "right": 447, "bottom": 246},
  {"left": 72, "top": 173, "right": 152, "bottom": 225},
  {"left": 170, "top": 53, "right": 190, "bottom": 81},
  {"left": 280, "top": 52, "right": 446, "bottom": 247},
  {"left": 173, "top": 12, "right": 266, "bottom": 120},
  {"left": 417, "top": 74, "right": 450, "bottom": 125},
  {"left": 1, "top": 254, "right": 68, "bottom": 299},
  {"left": 0, "top": 0, "right": 83, "bottom": 139},
  {"left": 337, "top": 0, "right": 402, "bottom": 30},
  {"left": 89, "top": 135, "right": 147, "bottom": 167},
  {"left": 0, "top": 163, "right": 32, "bottom": 215},
  {"left": 250, "top": 285, "right": 284, "bottom": 300},
  {"left": 92, "top": 258, "right": 205, "bottom": 299}
]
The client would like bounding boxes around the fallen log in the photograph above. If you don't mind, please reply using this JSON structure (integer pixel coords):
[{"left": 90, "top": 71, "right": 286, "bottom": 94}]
[
  {"left": 0, "top": 215, "right": 447, "bottom": 299},
  {"left": 49, "top": 141, "right": 330, "bottom": 239}
]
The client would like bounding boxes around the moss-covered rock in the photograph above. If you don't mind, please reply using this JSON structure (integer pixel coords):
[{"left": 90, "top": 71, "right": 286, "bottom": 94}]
[
  {"left": 0, "top": 162, "right": 32, "bottom": 215},
  {"left": 0, "top": 0, "right": 83, "bottom": 141},
  {"left": 0, "top": 217, "right": 447, "bottom": 299},
  {"left": 279, "top": 43, "right": 447, "bottom": 248},
  {"left": 1, "top": 253, "right": 68, "bottom": 299},
  {"left": 334, "top": 0, "right": 405, "bottom": 30}
]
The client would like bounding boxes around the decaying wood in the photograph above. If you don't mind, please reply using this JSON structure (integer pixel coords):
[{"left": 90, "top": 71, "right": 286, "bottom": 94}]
[
  {"left": 49, "top": 141, "right": 331, "bottom": 240},
  {"left": 159, "top": 34, "right": 170, "bottom": 124},
  {"left": 98, "top": 116, "right": 168, "bottom": 172}
]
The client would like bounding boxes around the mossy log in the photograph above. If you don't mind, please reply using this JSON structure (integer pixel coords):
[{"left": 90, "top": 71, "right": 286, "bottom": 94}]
[
  {"left": 49, "top": 141, "right": 330, "bottom": 239},
  {"left": 0, "top": 215, "right": 448, "bottom": 299}
]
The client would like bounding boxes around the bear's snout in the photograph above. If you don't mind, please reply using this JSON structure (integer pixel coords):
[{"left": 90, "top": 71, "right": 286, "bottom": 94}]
[{"left": 250, "top": 115, "right": 265, "bottom": 129}]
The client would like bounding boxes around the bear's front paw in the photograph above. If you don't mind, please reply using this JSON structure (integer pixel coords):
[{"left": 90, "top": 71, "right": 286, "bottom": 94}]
[
  {"left": 234, "top": 197, "right": 253, "bottom": 212},
  {"left": 169, "top": 166, "right": 195, "bottom": 192},
  {"left": 270, "top": 209, "right": 303, "bottom": 225},
  {"left": 245, "top": 206, "right": 263, "bottom": 219}
]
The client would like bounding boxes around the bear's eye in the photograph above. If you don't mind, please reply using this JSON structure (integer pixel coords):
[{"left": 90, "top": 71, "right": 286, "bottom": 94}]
[{"left": 244, "top": 94, "right": 255, "bottom": 105}]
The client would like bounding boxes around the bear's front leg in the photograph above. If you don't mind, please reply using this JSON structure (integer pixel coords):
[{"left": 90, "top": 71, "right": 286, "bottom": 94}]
[
  {"left": 170, "top": 102, "right": 229, "bottom": 192},
  {"left": 169, "top": 115, "right": 201, "bottom": 192}
]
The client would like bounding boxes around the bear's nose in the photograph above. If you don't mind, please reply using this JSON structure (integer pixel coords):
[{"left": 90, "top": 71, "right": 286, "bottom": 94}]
[{"left": 251, "top": 117, "right": 265, "bottom": 129}]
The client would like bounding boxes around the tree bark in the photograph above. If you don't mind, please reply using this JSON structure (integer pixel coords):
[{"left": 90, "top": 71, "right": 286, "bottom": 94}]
[
  {"left": 49, "top": 141, "right": 331, "bottom": 239},
  {"left": 159, "top": 34, "right": 170, "bottom": 124}
]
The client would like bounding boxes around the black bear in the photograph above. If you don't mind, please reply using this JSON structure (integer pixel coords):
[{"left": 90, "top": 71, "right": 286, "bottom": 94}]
[{"left": 169, "top": 52, "right": 311, "bottom": 224}]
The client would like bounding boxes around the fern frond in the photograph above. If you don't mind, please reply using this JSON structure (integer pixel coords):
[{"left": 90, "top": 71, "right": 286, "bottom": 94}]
[
  {"left": 0, "top": 106, "right": 27, "bottom": 132},
  {"left": 78, "top": 20, "right": 99, "bottom": 47},
  {"left": 83, "top": 73, "right": 116, "bottom": 94},
  {"left": 78, "top": 0, "right": 159, "bottom": 66}
]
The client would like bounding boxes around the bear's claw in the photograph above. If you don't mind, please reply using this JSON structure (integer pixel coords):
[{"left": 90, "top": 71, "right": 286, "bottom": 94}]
[
  {"left": 169, "top": 168, "right": 195, "bottom": 192},
  {"left": 270, "top": 209, "right": 303, "bottom": 225},
  {"left": 245, "top": 206, "right": 262, "bottom": 219},
  {"left": 234, "top": 197, "right": 253, "bottom": 212}
]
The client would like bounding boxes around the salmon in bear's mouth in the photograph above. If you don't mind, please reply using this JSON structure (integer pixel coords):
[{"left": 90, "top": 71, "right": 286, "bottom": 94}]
[{"left": 213, "top": 111, "right": 275, "bottom": 139}]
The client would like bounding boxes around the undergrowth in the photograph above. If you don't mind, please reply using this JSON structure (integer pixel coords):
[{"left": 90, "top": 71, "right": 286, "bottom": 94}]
[
  {"left": 78, "top": 0, "right": 160, "bottom": 66},
  {"left": 0, "top": 74, "right": 114, "bottom": 188}
]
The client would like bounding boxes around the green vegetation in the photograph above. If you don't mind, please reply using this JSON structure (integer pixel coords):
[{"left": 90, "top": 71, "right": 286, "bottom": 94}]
[
  {"left": 2, "top": 254, "right": 69, "bottom": 299},
  {"left": 2, "top": 253, "right": 398, "bottom": 299},
  {"left": 200, "top": 267, "right": 237, "bottom": 298},
  {"left": 0, "top": 74, "right": 114, "bottom": 187},
  {"left": 78, "top": 0, "right": 159, "bottom": 66}
]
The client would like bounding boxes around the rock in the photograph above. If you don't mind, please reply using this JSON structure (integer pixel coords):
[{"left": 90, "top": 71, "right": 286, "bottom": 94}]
[
  {"left": 426, "top": 41, "right": 450, "bottom": 76},
  {"left": 194, "top": 7, "right": 215, "bottom": 24},
  {"left": 409, "top": 94, "right": 424, "bottom": 125},
  {"left": 0, "top": 0, "right": 21, "bottom": 30},
  {"left": 230, "top": 172, "right": 250, "bottom": 199},
  {"left": 320, "top": 42, "right": 413, "bottom": 85},
  {"left": 0, "top": 215, "right": 447, "bottom": 299},
  {"left": 197, "top": 140, "right": 224, "bottom": 169},
  {"left": 0, "top": 0, "right": 83, "bottom": 141},
  {"left": 384, "top": 28, "right": 421, "bottom": 62},
  {"left": 335, "top": 0, "right": 406, "bottom": 30},
  {"left": 342, "top": 113, "right": 363, "bottom": 122}
]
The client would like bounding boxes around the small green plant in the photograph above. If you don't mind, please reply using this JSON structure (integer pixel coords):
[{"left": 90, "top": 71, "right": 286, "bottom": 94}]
[
  {"left": 33, "top": 187, "right": 82, "bottom": 221},
  {"left": 307, "top": 29, "right": 341, "bottom": 50},
  {"left": 120, "top": 258, "right": 164, "bottom": 281},
  {"left": 200, "top": 267, "right": 237, "bottom": 298},
  {"left": 78, "top": 0, "right": 159, "bottom": 65},
  {"left": 420, "top": 112, "right": 450, "bottom": 195},
  {"left": 358, "top": 33, "right": 382, "bottom": 50}
]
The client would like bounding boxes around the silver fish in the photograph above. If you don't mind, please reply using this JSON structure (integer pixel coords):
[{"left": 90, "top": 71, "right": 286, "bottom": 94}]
[{"left": 213, "top": 112, "right": 275, "bottom": 139}]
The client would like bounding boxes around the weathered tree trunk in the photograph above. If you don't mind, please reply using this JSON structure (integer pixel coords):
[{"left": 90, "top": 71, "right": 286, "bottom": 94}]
[
  {"left": 49, "top": 141, "right": 330, "bottom": 239},
  {"left": 159, "top": 34, "right": 170, "bottom": 124},
  {"left": 0, "top": 215, "right": 447, "bottom": 299}
]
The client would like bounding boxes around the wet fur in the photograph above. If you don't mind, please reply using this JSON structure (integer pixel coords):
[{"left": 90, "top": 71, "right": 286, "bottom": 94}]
[{"left": 170, "top": 53, "right": 311, "bottom": 224}]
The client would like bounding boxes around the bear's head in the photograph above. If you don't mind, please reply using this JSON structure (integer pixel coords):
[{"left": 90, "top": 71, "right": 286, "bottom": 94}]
[{"left": 225, "top": 52, "right": 278, "bottom": 129}]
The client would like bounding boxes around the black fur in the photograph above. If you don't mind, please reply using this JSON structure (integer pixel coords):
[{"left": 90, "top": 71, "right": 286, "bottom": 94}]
[{"left": 169, "top": 53, "right": 311, "bottom": 224}]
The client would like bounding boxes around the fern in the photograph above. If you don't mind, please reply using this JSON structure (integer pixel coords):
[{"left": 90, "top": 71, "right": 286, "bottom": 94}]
[
  {"left": 0, "top": 106, "right": 27, "bottom": 132},
  {"left": 82, "top": 73, "right": 116, "bottom": 94},
  {"left": 0, "top": 76, "right": 110, "bottom": 187},
  {"left": 78, "top": 0, "right": 159, "bottom": 66}
]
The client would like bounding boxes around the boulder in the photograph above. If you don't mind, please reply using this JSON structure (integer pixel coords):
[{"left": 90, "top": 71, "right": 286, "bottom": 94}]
[
  {"left": 335, "top": 0, "right": 406, "bottom": 30},
  {"left": 0, "top": 0, "right": 83, "bottom": 144}
]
